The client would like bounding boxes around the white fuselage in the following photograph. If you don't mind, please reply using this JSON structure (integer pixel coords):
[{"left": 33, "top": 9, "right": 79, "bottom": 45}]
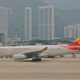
[{"left": 0, "top": 45, "right": 79, "bottom": 58}]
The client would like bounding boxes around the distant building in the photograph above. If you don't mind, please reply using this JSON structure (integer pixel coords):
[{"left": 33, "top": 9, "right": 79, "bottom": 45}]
[
  {"left": 0, "top": 7, "right": 8, "bottom": 42},
  {"left": 38, "top": 5, "right": 55, "bottom": 40},
  {"left": 64, "top": 24, "right": 80, "bottom": 39},
  {"left": 24, "top": 7, "right": 32, "bottom": 41},
  {"left": 0, "top": 33, "right": 5, "bottom": 44}
]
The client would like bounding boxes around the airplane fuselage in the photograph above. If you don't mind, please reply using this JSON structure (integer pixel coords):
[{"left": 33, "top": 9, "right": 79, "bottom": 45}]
[{"left": 0, "top": 45, "right": 79, "bottom": 58}]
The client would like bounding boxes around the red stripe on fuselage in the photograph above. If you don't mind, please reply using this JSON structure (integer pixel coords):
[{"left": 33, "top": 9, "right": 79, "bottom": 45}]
[
  {"left": 69, "top": 41, "right": 80, "bottom": 46},
  {"left": 11, "top": 48, "right": 30, "bottom": 50},
  {"left": 61, "top": 46, "right": 78, "bottom": 50}
]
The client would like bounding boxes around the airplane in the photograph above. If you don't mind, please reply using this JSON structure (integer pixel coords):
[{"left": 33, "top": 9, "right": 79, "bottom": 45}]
[{"left": 0, "top": 37, "right": 80, "bottom": 61}]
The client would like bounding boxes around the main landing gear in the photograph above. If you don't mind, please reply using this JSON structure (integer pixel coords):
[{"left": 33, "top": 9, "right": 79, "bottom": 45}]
[
  {"left": 60, "top": 55, "right": 64, "bottom": 57},
  {"left": 32, "top": 58, "right": 42, "bottom": 61},
  {"left": 48, "top": 56, "right": 55, "bottom": 58}
]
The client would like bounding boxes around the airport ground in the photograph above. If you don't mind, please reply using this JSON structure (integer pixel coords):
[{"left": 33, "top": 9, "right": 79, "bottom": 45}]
[{"left": 0, "top": 54, "right": 80, "bottom": 80}]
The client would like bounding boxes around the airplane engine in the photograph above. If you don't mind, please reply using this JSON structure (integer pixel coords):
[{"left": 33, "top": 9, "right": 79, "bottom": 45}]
[{"left": 13, "top": 54, "right": 26, "bottom": 60}]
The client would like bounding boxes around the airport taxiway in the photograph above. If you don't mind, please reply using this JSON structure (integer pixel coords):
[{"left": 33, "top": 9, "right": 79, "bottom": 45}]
[{"left": 0, "top": 55, "right": 80, "bottom": 80}]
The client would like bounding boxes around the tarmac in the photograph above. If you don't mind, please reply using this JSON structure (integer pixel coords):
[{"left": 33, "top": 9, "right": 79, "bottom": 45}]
[{"left": 0, "top": 54, "right": 80, "bottom": 80}]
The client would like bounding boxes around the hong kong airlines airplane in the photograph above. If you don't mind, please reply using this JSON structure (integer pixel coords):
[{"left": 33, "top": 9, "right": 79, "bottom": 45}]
[{"left": 0, "top": 37, "right": 80, "bottom": 61}]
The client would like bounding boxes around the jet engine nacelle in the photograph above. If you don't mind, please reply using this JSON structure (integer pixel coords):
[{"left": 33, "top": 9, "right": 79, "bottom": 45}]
[{"left": 13, "top": 54, "right": 26, "bottom": 60}]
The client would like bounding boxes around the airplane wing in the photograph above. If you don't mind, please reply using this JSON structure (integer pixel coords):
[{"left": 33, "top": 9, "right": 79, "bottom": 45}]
[
  {"left": 13, "top": 47, "right": 48, "bottom": 60},
  {"left": 23, "top": 47, "right": 48, "bottom": 56}
]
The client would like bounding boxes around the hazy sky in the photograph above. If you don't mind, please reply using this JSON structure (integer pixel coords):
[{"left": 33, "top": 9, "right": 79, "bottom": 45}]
[{"left": 44, "top": 0, "right": 80, "bottom": 9}]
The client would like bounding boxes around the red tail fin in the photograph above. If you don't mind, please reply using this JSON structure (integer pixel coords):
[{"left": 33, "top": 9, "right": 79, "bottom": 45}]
[{"left": 69, "top": 37, "right": 80, "bottom": 46}]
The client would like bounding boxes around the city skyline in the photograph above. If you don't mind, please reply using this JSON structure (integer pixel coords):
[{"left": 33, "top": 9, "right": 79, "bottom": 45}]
[{"left": 0, "top": 0, "right": 80, "bottom": 43}]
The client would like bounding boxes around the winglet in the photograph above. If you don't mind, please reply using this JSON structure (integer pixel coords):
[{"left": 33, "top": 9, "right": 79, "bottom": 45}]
[{"left": 43, "top": 47, "right": 48, "bottom": 51}]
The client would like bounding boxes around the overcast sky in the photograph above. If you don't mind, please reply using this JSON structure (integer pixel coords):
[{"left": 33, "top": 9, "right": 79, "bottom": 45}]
[{"left": 44, "top": 0, "right": 80, "bottom": 9}]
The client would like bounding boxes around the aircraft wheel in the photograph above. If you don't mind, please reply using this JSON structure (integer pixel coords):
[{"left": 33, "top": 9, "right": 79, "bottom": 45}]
[
  {"left": 38, "top": 58, "right": 41, "bottom": 61},
  {"left": 60, "top": 55, "right": 64, "bottom": 57},
  {"left": 32, "top": 58, "right": 42, "bottom": 61},
  {"left": 48, "top": 56, "right": 55, "bottom": 58}
]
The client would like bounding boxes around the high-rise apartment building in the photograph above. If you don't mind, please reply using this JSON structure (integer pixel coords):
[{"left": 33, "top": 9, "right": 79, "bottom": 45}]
[
  {"left": 38, "top": 5, "right": 55, "bottom": 40},
  {"left": 24, "top": 7, "right": 32, "bottom": 41},
  {"left": 64, "top": 24, "right": 80, "bottom": 39},
  {"left": 0, "top": 7, "right": 8, "bottom": 42}
]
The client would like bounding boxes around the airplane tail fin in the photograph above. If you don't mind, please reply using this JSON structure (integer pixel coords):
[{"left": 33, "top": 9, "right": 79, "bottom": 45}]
[{"left": 69, "top": 37, "right": 80, "bottom": 46}]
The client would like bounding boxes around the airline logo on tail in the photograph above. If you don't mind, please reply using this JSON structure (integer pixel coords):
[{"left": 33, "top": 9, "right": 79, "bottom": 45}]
[
  {"left": 62, "top": 37, "right": 80, "bottom": 50},
  {"left": 69, "top": 37, "right": 80, "bottom": 46}
]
